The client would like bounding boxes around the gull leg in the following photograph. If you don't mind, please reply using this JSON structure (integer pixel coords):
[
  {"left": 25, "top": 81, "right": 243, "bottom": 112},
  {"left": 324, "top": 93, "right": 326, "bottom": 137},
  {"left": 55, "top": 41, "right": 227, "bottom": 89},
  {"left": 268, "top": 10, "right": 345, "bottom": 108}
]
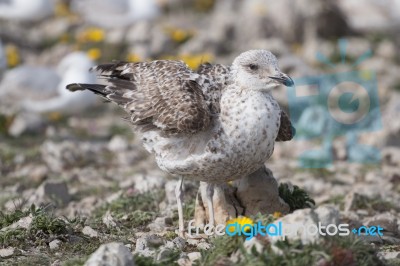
[
  {"left": 175, "top": 177, "right": 185, "bottom": 237},
  {"left": 205, "top": 183, "right": 215, "bottom": 227}
]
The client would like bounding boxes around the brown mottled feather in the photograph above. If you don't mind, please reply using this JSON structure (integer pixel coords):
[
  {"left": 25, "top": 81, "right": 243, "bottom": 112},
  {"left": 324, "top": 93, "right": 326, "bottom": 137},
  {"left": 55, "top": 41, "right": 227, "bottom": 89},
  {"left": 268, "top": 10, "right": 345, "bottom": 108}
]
[
  {"left": 68, "top": 60, "right": 212, "bottom": 134},
  {"left": 196, "top": 63, "right": 231, "bottom": 114},
  {"left": 275, "top": 110, "right": 295, "bottom": 141},
  {"left": 67, "top": 60, "right": 293, "bottom": 140}
]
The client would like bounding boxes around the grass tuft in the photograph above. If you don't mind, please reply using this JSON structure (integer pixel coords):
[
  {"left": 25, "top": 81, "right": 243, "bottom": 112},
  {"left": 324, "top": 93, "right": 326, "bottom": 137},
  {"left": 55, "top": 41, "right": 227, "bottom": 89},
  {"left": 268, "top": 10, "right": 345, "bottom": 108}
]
[{"left": 278, "top": 183, "right": 315, "bottom": 212}]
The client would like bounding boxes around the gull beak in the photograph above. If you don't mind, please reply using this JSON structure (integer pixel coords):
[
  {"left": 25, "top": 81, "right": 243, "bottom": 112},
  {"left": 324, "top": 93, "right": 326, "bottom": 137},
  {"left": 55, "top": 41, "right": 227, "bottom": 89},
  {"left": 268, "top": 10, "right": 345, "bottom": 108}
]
[{"left": 269, "top": 73, "right": 294, "bottom": 87}]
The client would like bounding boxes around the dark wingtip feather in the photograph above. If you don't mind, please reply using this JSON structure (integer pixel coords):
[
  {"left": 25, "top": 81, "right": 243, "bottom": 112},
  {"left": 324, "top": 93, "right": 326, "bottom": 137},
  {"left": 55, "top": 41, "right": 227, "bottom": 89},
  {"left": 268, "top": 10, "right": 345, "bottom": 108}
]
[
  {"left": 66, "top": 83, "right": 108, "bottom": 96},
  {"left": 66, "top": 83, "right": 83, "bottom": 91}
]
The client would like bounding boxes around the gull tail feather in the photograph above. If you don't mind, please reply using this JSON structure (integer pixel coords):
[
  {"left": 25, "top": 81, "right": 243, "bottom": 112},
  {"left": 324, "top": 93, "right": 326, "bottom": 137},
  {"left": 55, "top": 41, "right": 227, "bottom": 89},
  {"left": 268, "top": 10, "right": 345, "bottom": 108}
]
[{"left": 66, "top": 83, "right": 108, "bottom": 97}]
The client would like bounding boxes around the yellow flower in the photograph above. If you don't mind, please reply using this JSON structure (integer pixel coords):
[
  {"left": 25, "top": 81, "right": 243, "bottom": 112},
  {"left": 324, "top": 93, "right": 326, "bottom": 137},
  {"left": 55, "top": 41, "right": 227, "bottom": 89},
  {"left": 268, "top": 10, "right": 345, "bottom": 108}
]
[
  {"left": 194, "top": 0, "right": 215, "bottom": 12},
  {"left": 55, "top": 1, "right": 72, "bottom": 17},
  {"left": 165, "top": 27, "right": 194, "bottom": 43},
  {"left": 160, "top": 53, "right": 214, "bottom": 70},
  {"left": 180, "top": 53, "right": 214, "bottom": 69},
  {"left": 172, "top": 29, "right": 188, "bottom": 42},
  {"left": 226, "top": 216, "right": 254, "bottom": 233},
  {"left": 87, "top": 48, "right": 102, "bottom": 60},
  {"left": 127, "top": 53, "right": 142, "bottom": 62},
  {"left": 360, "top": 70, "right": 373, "bottom": 80},
  {"left": 77, "top": 28, "right": 105, "bottom": 43},
  {"left": 47, "top": 112, "right": 62, "bottom": 121},
  {"left": 5, "top": 44, "right": 20, "bottom": 68},
  {"left": 273, "top": 212, "right": 282, "bottom": 219}
]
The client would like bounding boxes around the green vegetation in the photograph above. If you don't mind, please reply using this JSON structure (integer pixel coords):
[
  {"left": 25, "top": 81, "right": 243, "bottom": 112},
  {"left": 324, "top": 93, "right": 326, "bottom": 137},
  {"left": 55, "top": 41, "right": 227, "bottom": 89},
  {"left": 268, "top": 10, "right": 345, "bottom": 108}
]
[
  {"left": 278, "top": 183, "right": 315, "bottom": 212},
  {"left": 0, "top": 204, "right": 77, "bottom": 248},
  {"left": 93, "top": 190, "right": 164, "bottom": 230},
  {"left": 163, "top": 231, "right": 178, "bottom": 241},
  {"left": 183, "top": 197, "right": 196, "bottom": 221},
  {"left": 134, "top": 249, "right": 180, "bottom": 266},
  {"left": 322, "top": 195, "right": 345, "bottom": 210},
  {"left": 196, "top": 234, "right": 384, "bottom": 266},
  {"left": 195, "top": 235, "right": 244, "bottom": 266},
  {"left": 350, "top": 194, "right": 399, "bottom": 213}
]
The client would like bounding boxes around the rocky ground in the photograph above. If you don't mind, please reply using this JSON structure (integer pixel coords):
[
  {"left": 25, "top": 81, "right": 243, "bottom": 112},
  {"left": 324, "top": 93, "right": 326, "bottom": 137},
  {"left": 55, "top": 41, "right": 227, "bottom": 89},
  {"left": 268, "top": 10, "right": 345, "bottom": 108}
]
[{"left": 1, "top": 0, "right": 400, "bottom": 265}]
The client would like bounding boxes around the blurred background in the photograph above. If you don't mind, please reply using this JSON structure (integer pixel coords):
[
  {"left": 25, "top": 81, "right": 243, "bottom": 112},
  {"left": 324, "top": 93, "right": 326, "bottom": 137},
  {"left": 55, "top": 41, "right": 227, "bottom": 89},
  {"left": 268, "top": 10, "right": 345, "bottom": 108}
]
[{"left": 0, "top": 0, "right": 399, "bottom": 265}]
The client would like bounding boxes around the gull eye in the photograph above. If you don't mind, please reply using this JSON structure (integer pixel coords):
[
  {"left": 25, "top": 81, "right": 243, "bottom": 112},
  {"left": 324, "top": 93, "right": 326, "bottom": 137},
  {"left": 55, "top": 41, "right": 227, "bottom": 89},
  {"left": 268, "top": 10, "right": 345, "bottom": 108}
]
[{"left": 248, "top": 64, "right": 258, "bottom": 71}]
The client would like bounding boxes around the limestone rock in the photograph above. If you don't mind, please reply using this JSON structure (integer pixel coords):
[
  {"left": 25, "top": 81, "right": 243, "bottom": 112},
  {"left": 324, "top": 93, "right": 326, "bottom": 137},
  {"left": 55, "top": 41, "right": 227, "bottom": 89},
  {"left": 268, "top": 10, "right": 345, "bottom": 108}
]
[
  {"left": 28, "top": 180, "right": 70, "bottom": 207},
  {"left": 365, "top": 212, "right": 398, "bottom": 234},
  {"left": 82, "top": 226, "right": 99, "bottom": 238},
  {"left": 85, "top": 242, "right": 134, "bottom": 266},
  {"left": 269, "top": 205, "right": 339, "bottom": 245},
  {"left": 194, "top": 166, "right": 290, "bottom": 226},
  {"left": 234, "top": 166, "right": 290, "bottom": 216},
  {"left": 0, "top": 247, "right": 15, "bottom": 258},
  {"left": 103, "top": 211, "right": 117, "bottom": 228},
  {"left": 194, "top": 182, "right": 243, "bottom": 226},
  {"left": 378, "top": 251, "right": 400, "bottom": 260},
  {"left": 49, "top": 239, "right": 62, "bottom": 250},
  {"left": 135, "top": 234, "right": 165, "bottom": 252},
  {"left": 147, "top": 217, "right": 173, "bottom": 233},
  {"left": 187, "top": 252, "right": 201, "bottom": 264},
  {"left": 1, "top": 214, "right": 33, "bottom": 231}
]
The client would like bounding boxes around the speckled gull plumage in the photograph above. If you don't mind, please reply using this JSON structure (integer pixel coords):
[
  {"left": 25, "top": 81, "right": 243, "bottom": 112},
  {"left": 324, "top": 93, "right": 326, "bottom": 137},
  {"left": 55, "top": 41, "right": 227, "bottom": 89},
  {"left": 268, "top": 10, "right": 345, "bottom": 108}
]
[
  {"left": 67, "top": 49, "right": 295, "bottom": 236},
  {"left": 67, "top": 50, "right": 295, "bottom": 183}
]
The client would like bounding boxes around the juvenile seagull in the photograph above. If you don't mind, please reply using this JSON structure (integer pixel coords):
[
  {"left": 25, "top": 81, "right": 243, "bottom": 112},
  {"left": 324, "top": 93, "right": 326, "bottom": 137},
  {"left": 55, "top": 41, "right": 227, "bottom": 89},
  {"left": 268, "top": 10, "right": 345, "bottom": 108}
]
[{"left": 67, "top": 50, "right": 295, "bottom": 237}]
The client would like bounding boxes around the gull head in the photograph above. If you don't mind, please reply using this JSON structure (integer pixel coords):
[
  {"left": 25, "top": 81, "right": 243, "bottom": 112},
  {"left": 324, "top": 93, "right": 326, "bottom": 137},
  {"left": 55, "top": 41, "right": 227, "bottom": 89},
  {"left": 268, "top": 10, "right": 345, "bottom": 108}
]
[{"left": 231, "top": 50, "right": 293, "bottom": 91}]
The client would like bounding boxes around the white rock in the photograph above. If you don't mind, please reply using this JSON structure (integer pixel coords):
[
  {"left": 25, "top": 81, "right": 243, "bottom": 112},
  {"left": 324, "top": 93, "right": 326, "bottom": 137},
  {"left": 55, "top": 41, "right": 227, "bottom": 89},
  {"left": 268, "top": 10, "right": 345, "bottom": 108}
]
[
  {"left": 85, "top": 242, "right": 134, "bottom": 266},
  {"left": 376, "top": 40, "right": 397, "bottom": 60},
  {"left": 0, "top": 247, "right": 15, "bottom": 258},
  {"left": 382, "top": 147, "right": 400, "bottom": 166},
  {"left": 338, "top": 0, "right": 400, "bottom": 32},
  {"left": 314, "top": 205, "right": 340, "bottom": 225},
  {"left": 1, "top": 215, "right": 33, "bottom": 231},
  {"left": 172, "top": 237, "right": 186, "bottom": 250},
  {"left": 49, "top": 239, "right": 62, "bottom": 250},
  {"left": 156, "top": 247, "right": 173, "bottom": 261},
  {"left": 50, "top": 259, "right": 61, "bottom": 266},
  {"left": 135, "top": 234, "right": 165, "bottom": 252},
  {"left": 269, "top": 205, "right": 340, "bottom": 245},
  {"left": 82, "top": 226, "right": 99, "bottom": 238},
  {"left": 28, "top": 180, "right": 70, "bottom": 207},
  {"left": 7, "top": 112, "right": 45, "bottom": 136},
  {"left": 108, "top": 136, "right": 129, "bottom": 152},
  {"left": 187, "top": 252, "right": 201, "bottom": 263},
  {"left": 196, "top": 242, "right": 211, "bottom": 250},
  {"left": 41, "top": 140, "right": 109, "bottom": 172},
  {"left": 234, "top": 166, "right": 290, "bottom": 216},
  {"left": 378, "top": 251, "right": 400, "bottom": 260},
  {"left": 344, "top": 192, "right": 368, "bottom": 212},
  {"left": 186, "top": 238, "right": 200, "bottom": 246},
  {"left": 147, "top": 217, "right": 173, "bottom": 232},
  {"left": 0, "top": 0, "right": 54, "bottom": 22},
  {"left": 177, "top": 257, "right": 190, "bottom": 266},
  {"left": 132, "top": 173, "right": 166, "bottom": 193},
  {"left": 365, "top": 212, "right": 398, "bottom": 234},
  {"left": 103, "top": 211, "right": 117, "bottom": 228}
]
